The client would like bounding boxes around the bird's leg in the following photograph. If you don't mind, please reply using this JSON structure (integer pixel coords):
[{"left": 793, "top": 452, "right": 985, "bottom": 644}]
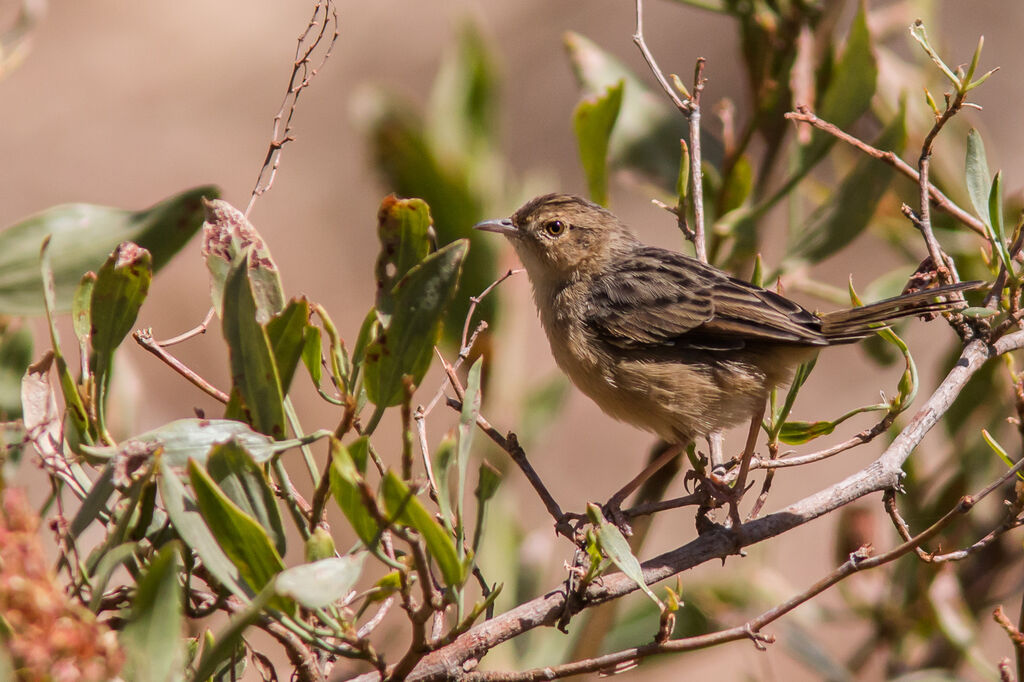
[
  {"left": 707, "top": 430, "right": 726, "bottom": 477},
  {"left": 603, "top": 442, "right": 684, "bottom": 535},
  {"left": 726, "top": 403, "right": 766, "bottom": 528}
]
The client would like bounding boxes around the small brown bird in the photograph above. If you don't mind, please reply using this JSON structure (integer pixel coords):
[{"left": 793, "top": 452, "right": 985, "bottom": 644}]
[{"left": 476, "top": 194, "right": 979, "bottom": 508}]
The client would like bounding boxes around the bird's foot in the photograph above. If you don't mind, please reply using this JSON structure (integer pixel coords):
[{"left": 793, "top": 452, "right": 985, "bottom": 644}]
[{"left": 601, "top": 497, "right": 633, "bottom": 537}]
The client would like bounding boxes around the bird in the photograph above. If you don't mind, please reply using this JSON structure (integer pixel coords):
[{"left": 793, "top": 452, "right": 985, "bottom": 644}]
[{"left": 475, "top": 193, "right": 981, "bottom": 517}]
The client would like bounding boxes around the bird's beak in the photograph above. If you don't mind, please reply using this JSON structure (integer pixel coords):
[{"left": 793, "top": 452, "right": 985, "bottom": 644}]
[{"left": 473, "top": 218, "right": 518, "bottom": 237}]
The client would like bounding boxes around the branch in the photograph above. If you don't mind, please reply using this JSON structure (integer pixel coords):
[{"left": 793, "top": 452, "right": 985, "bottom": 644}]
[
  {"left": 133, "top": 329, "right": 229, "bottom": 404},
  {"left": 633, "top": 0, "right": 707, "bottom": 262},
  {"left": 339, "top": 331, "right": 1024, "bottom": 681},
  {"left": 785, "top": 107, "right": 986, "bottom": 237},
  {"left": 246, "top": 0, "right": 339, "bottom": 216}
]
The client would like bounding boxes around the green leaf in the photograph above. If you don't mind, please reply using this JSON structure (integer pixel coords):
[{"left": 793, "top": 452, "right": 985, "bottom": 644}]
[
  {"left": 330, "top": 437, "right": 379, "bottom": 547},
  {"left": 276, "top": 555, "right": 366, "bottom": 609},
  {"left": 965, "top": 129, "right": 992, "bottom": 227},
  {"left": 222, "top": 251, "right": 287, "bottom": 439},
  {"left": 359, "top": 97, "right": 496, "bottom": 344},
  {"left": 120, "top": 543, "right": 184, "bottom": 682},
  {"left": 90, "top": 242, "right": 153, "bottom": 429},
  {"left": 803, "top": 4, "right": 877, "bottom": 167},
  {"left": 39, "top": 239, "right": 92, "bottom": 443},
  {"left": 265, "top": 298, "right": 309, "bottom": 396},
  {"left": 382, "top": 471, "right": 466, "bottom": 587},
  {"left": 202, "top": 199, "right": 284, "bottom": 323},
  {"left": 564, "top": 31, "right": 693, "bottom": 192},
  {"left": 719, "top": 154, "right": 753, "bottom": 216},
  {"left": 432, "top": 433, "right": 457, "bottom": 531},
  {"left": 586, "top": 503, "right": 662, "bottom": 608},
  {"left": 426, "top": 22, "right": 498, "bottom": 165},
  {"left": 304, "top": 527, "right": 336, "bottom": 563},
  {"left": 778, "top": 420, "right": 837, "bottom": 445},
  {"left": 206, "top": 440, "right": 287, "bottom": 558},
  {"left": 959, "top": 306, "right": 998, "bottom": 319},
  {"left": 300, "top": 322, "right": 324, "bottom": 386},
  {"left": 0, "top": 324, "right": 32, "bottom": 418},
  {"left": 0, "top": 186, "right": 216, "bottom": 316},
  {"left": 573, "top": 80, "right": 624, "bottom": 207},
  {"left": 70, "top": 464, "right": 115, "bottom": 538},
  {"left": 981, "top": 429, "right": 1024, "bottom": 481},
  {"left": 364, "top": 240, "right": 468, "bottom": 406},
  {"left": 785, "top": 100, "right": 906, "bottom": 265},
  {"left": 158, "top": 463, "right": 248, "bottom": 601},
  {"left": 456, "top": 357, "right": 483, "bottom": 540},
  {"left": 990, "top": 170, "right": 1004, "bottom": 243},
  {"left": 71, "top": 272, "right": 95, "bottom": 360},
  {"left": 375, "top": 196, "right": 432, "bottom": 321},
  {"left": 472, "top": 460, "right": 501, "bottom": 555},
  {"left": 188, "top": 459, "right": 291, "bottom": 612},
  {"left": 81, "top": 418, "right": 329, "bottom": 467}
]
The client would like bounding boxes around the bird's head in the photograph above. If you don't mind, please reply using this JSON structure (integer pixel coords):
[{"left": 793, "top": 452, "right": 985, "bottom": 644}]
[{"left": 474, "top": 194, "right": 638, "bottom": 286}]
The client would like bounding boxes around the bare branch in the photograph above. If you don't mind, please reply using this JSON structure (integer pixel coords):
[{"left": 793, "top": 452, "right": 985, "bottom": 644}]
[
  {"left": 340, "top": 332, "right": 1024, "bottom": 682},
  {"left": 133, "top": 328, "right": 229, "bottom": 403},
  {"left": 246, "top": 1, "right": 339, "bottom": 216},
  {"left": 633, "top": 0, "right": 707, "bottom": 262},
  {"left": 785, "top": 106, "right": 986, "bottom": 237}
]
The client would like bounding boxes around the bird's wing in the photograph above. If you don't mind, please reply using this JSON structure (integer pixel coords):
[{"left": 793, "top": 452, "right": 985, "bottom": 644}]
[{"left": 585, "top": 247, "right": 827, "bottom": 352}]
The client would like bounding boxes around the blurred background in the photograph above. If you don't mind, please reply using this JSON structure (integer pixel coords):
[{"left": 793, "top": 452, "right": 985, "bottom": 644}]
[{"left": 3, "top": 1, "right": 1023, "bottom": 679}]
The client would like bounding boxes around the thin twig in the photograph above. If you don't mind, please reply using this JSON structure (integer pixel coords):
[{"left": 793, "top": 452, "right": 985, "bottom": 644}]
[
  {"left": 133, "top": 329, "right": 229, "bottom": 403},
  {"left": 885, "top": 459, "right": 1024, "bottom": 563},
  {"left": 246, "top": 0, "right": 339, "bottom": 216},
  {"left": 633, "top": 0, "right": 707, "bottom": 262},
  {"left": 445, "top": 396, "right": 572, "bottom": 541},
  {"left": 155, "top": 307, "right": 217, "bottom": 347},
  {"left": 461, "top": 268, "right": 521, "bottom": 350},
  {"left": 750, "top": 413, "right": 896, "bottom": 471},
  {"left": 785, "top": 106, "right": 986, "bottom": 237}
]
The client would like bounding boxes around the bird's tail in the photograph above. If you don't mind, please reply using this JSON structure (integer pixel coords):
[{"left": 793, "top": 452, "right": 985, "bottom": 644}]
[{"left": 819, "top": 281, "right": 984, "bottom": 344}]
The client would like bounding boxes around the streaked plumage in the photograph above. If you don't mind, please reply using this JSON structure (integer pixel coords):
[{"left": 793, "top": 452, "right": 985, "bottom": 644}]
[{"left": 477, "top": 193, "right": 980, "bottom": 443}]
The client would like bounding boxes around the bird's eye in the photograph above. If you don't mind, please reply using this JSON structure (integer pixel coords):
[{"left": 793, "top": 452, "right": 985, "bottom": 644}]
[{"left": 545, "top": 220, "right": 567, "bottom": 236}]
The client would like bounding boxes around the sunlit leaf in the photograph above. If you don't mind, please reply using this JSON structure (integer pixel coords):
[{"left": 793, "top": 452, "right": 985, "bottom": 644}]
[
  {"left": 0, "top": 186, "right": 216, "bottom": 316},
  {"left": 265, "top": 298, "right": 309, "bottom": 396},
  {"left": 330, "top": 437, "right": 379, "bottom": 547},
  {"left": 573, "top": 80, "right": 624, "bottom": 207},
  {"left": 90, "top": 242, "right": 152, "bottom": 428},
  {"left": 374, "top": 196, "right": 432, "bottom": 322},
  {"left": 778, "top": 420, "right": 837, "bottom": 445},
  {"left": 364, "top": 240, "right": 467, "bottom": 406},
  {"left": 82, "top": 418, "right": 328, "bottom": 467},
  {"left": 202, "top": 199, "right": 284, "bottom": 323},
  {"left": 382, "top": 471, "right": 466, "bottom": 587},
  {"left": 188, "top": 459, "right": 292, "bottom": 613},
  {"left": 222, "top": 251, "right": 286, "bottom": 439},
  {"left": 587, "top": 503, "right": 662, "bottom": 608},
  {"left": 564, "top": 31, "right": 694, "bottom": 192},
  {"left": 159, "top": 463, "right": 248, "bottom": 601},
  {"left": 456, "top": 357, "right": 483, "bottom": 539},
  {"left": 206, "top": 440, "right": 287, "bottom": 557},
  {"left": 276, "top": 555, "right": 365, "bottom": 609},
  {"left": 965, "top": 129, "right": 992, "bottom": 227}
]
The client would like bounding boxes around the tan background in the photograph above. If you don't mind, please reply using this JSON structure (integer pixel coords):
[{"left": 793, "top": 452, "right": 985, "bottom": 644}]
[{"left": 3, "top": 1, "right": 1023, "bottom": 680}]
